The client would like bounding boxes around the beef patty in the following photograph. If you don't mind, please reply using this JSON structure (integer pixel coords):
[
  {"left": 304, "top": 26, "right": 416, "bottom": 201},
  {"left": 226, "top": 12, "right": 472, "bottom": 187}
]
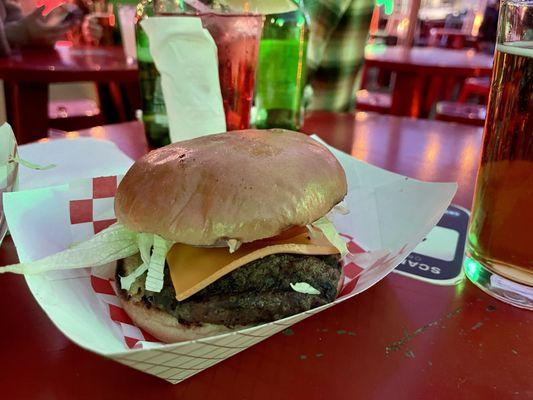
[{"left": 117, "top": 252, "right": 342, "bottom": 327}]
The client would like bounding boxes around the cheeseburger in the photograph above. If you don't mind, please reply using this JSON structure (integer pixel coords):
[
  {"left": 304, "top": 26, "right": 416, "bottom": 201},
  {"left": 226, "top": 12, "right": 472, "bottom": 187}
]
[{"left": 114, "top": 129, "right": 347, "bottom": 343}]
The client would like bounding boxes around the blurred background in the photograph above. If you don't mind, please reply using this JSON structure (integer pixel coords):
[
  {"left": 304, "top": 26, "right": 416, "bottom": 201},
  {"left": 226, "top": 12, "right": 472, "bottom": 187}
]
[{"left": 0, "top": 0, "right": 498, "bottom": 130}]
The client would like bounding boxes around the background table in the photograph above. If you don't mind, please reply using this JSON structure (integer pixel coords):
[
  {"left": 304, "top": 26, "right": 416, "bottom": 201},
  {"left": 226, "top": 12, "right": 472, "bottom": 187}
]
[
  {"left": 1, "top": 112, "right": 531, "bottom": 399},
  {"left": 0, "top": 44, "right": 138, "bottom": 144},
  {"left": 363, "top": 45, "right": 493, "bottom": 117}
]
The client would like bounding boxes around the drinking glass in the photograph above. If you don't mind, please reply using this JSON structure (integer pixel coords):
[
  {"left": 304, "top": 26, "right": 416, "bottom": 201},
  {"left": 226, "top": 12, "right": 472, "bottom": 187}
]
[
  {"left": 154, "top": 0, "right": 263, "bottom": 131},
  {"left": 464, "top": 0, "right": 533, "bottom": 309}
]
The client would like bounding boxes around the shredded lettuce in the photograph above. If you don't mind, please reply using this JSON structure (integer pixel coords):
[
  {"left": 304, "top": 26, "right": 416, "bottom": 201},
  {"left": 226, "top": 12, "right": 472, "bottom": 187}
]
[
  {"left": 311, "top": 216, "right": 349, "bottom": 257},
  {"left": 137, "top": 232, "right": 154, "bottom": 266},
  {"left": 9, "top": 154, "right": 56, "bottom": 171},
  {"left": 333, "top": 202, "right": 350, "bottom": 215},
  {"left": 290, "top": 282, "right": 320, "bottom": 295},
  {"left": 1, "top": 223, "right": 175, "bottom": 295},
  {"left": 120, "top": 233, "right": 174, "bottom": 292},
  {"left": 1, "top": 216, "right": 348, "bottom": 296},
  {"left": 0, "top": 223, "right": 138, "bottom": 275},
  {"left": 118, "top": 233, "right": 154, "bottom": 291},
  {"left": 120, "top": 262, "right": 148, "bottom": 290},
  {"left": 227, "top": 239, "right": 241, "bottom": 253},
  {"left": 145, "top": 234, "right": 173, "bottom": 292}
]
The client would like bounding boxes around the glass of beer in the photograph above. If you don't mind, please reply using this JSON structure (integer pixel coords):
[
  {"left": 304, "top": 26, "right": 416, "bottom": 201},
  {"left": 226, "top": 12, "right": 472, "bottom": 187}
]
[{"left": 464, "top": 0, "right": 533, "bottom": 309}]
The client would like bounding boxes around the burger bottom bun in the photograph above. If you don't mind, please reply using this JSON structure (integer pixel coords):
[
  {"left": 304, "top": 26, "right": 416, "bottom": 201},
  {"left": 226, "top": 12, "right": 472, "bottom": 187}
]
[
  {"left": 117, "top": 259, "right": 346, "bottom": 343},
  {"left": 337, "top": 267, "right": 345, "bottom": 295},
  {"left": 118, "top": 292, "right": 253, "bottom": 343}
]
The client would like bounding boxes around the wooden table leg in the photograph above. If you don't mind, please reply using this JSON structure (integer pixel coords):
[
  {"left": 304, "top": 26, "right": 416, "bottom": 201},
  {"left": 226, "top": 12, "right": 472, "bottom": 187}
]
[
  {"left": 4, "top": 81, "right": 49, "bottom": 144},
  {"left": 390, "top": 72, "right": 426, "bottom": 117},
  {"left": 97, "top": 83, "right": 124, "bottom": 124},
  {"left": 119, "top": 81, "right": 141, "bottom": 120}
]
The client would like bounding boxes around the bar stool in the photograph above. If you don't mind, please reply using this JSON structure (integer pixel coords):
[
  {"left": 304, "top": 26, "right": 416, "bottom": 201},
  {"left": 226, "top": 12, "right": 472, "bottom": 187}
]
[
  {"left": 355, "top": 89, "right": 392, "bottom": 113},
  {"left": 458, "top": 76, "right": 490, "bottom": 103},
  {"left": 48, "top": 99, "right": 105, "bottom": 131},
  {"left": 435, "top": 101, "right": 486, "bottom": 126}
]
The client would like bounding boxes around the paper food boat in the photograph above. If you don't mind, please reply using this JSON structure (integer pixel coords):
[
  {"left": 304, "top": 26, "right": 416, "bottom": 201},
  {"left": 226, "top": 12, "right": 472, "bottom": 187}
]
[{"left": 4, "top": 136, "right": 456, "bottom": 384}]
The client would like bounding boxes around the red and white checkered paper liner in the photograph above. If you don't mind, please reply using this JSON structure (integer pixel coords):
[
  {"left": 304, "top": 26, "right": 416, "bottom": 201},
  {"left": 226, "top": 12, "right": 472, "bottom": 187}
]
[{"left": 66, "top": 175, "right": 408, "bottom": 383}]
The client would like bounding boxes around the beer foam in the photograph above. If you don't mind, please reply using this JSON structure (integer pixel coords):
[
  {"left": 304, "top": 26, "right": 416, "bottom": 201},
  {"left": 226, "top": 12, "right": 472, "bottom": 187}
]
[{"left": 497, "top": 41, "right": 533, "bottom": 58}]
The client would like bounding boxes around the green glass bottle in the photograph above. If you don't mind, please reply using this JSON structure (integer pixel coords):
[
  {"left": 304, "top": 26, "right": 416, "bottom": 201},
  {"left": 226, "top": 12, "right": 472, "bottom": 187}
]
[
  {"left": 136, "top": 0, "right": 170, "bottom": 148},
  {"left": 254, "top": 1, "right": 309, "bottom": 130}
]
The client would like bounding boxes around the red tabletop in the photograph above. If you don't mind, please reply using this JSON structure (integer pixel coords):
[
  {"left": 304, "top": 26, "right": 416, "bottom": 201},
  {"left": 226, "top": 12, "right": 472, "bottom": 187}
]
[
  {"left": 363, "top": 45, "right": 493, "bottom": 118},
  {"left": 0, "top": 44, "right": 139, "bottom": 145},
  {"left": 364, "top": 45, "right": 493, "bottom": 74},
  {"left": 1, "top": 112, "right": 531, "bottom": 400}
]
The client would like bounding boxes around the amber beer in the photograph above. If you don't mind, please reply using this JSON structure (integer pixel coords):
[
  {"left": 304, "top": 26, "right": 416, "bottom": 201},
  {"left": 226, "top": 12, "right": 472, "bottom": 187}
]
[{"left": 466, "top": 42, "right": 533, "bottom": 286}]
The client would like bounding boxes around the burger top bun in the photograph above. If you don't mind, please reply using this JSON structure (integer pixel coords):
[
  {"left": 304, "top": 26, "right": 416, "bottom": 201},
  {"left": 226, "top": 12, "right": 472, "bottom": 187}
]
[{"left": 115, "top": 129, "right": 347, "bottom": 246}]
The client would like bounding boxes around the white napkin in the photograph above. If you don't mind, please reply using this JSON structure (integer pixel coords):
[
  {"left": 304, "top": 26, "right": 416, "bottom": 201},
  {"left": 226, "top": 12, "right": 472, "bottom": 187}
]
[{"left": 141, "top": 16, "right": 226, "bottom": 142}]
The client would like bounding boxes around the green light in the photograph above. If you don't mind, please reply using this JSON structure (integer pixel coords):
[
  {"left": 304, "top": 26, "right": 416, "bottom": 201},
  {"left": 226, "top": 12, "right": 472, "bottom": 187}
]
[
  {"left": 376, "top": 0, "right": 394, "bottom": 15},
  {"left": 464, "top": 257, "right": 482, "bottom": 282}
]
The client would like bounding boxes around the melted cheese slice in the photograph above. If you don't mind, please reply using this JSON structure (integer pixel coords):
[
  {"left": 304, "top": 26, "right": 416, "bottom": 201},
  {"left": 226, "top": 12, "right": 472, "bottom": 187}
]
[{"left": 167, "top": 227, "right": 339, "bottom": 301}]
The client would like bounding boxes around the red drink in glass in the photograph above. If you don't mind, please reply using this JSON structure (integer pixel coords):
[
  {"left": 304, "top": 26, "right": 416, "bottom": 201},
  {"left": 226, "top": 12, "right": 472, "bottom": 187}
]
[
  {"left": 200, "top": 13, "right": 262, "bottom": 131},
  {"left": 159, "top": 13, "right": 262, "bottom": 130}
]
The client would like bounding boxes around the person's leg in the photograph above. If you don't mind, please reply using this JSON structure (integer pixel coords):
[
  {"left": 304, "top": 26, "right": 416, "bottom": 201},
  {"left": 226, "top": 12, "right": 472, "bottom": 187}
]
[{"left": 307, "top": 0, "right": 374, "bottom": 112}]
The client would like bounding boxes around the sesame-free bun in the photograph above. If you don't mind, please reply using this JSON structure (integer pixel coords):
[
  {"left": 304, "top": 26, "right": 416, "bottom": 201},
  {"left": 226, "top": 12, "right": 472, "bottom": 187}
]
[{"left": 115, "top": 129, "right": 347, "bottom": 246}]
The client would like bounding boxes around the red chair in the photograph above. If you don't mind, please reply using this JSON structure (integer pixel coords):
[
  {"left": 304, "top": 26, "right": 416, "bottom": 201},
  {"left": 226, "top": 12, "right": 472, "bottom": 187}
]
[
  {"left": 428, "top": 28, "right": 468, "bottom": 49},
  {"left": 48, "top": 99, "right": 105, "bottom": 131},
  {"left": 433, "top": 76, "right": 489, "bottom": 126},
  {"left": 458, "top": 76, "right": 490, "bottom": 103},
  {"left": 435, "top": 101, "right": 486, "bottom": 126}
]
